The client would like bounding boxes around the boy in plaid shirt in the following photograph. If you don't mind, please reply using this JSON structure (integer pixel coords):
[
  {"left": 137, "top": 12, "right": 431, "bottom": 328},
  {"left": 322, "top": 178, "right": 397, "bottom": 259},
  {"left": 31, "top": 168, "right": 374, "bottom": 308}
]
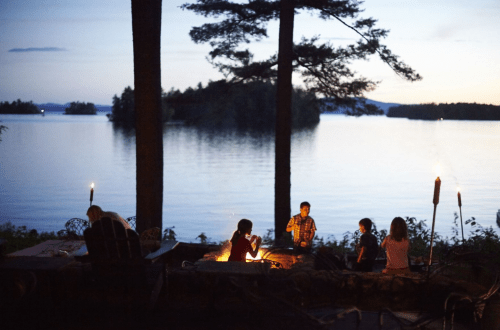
[{"left": 286, "top": 201, "right": 317, "bottom": 254}]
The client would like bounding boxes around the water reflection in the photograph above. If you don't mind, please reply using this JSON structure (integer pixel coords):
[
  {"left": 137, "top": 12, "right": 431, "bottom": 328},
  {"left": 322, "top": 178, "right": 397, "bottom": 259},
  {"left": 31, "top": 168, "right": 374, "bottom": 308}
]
[
  {"left": 112, "top": 122, "right": 135, "bottom": 152},
  {"left": 110, "top": 119, "right": 317, "bottom": 154},
  {"left": 1, "top": 114, "right": 499, "bottom": 243}
]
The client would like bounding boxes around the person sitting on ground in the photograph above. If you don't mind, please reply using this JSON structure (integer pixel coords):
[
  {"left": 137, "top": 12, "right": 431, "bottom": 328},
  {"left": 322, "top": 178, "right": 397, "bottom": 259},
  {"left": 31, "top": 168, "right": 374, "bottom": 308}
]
[
  {"left": 228, "top": 219, "right": 261, "bottom": 262},
  {"left": 354, "top": 218, "right": 379, "bottom": 272},
  {"left": 86, "top": 205, "right": 131, "bottom": 230},
  {"left": 286, "top": 201, "right": 317, "bottom": 254},
  {"left": 381, "top": 217, "right": 411, "bottom": 275}
]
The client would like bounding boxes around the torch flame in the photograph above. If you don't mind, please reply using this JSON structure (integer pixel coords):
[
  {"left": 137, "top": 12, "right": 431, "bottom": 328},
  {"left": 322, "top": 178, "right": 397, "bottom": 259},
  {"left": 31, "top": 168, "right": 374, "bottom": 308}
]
[
  {"left": 91, "top": 182, "right": 95, "bottom": 189},
  {"left": 457, "top": 186, "right": 460, "bottom": 192},
  {"left": 435, "top": 164, "right": 441, "bottom": 177}
]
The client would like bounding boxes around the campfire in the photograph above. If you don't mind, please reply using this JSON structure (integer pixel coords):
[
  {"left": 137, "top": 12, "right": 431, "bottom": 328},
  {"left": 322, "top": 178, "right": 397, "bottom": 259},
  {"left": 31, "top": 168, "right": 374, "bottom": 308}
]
[{"left": 201, "top": 241, "right": 296, "bottom": 269}]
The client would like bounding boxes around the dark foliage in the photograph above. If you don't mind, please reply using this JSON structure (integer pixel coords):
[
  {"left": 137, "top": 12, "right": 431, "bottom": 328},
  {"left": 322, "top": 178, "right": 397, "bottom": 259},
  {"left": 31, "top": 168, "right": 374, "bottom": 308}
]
[
  {"left": 111, "top": 86, "right": 135, "bottom": 123},
  {"left": 260, "top": 214, "right": 500, "bottom": 267},
  {"left": 166, "top": 80, "right": 320, "bottom": 129},
  {"left": 163, "top": 226, "right": 177, "bottom": 241},
  {"left": 64, "top": 101, "right": 97, "bottom": 115},
  {"left": 0, "top": 99, "right": 40, "bottom": 114},
  {"left": 0, "top": 222, "right": 60, "bottom": 255},
  {"left": 181, "top": 0, "right": 421, "bottom": 114},
  {"left": 387, "top": 103, "right": 500, "bottom": 120},
  {"left": 110, "top": 86, "right": 175, "bottom": 124}
]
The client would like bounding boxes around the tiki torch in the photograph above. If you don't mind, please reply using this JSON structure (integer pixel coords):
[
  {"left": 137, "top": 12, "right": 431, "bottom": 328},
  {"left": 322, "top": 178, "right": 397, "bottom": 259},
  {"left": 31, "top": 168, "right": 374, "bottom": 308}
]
[
  {"left": 90, "top": 182, "right": 94, "bottom": 207},
  {"left": 428, "top": 164, "right": 441, "bottom": 274},
  {"left": 457, "top": 187, "right": 464, "bottom": 242}
]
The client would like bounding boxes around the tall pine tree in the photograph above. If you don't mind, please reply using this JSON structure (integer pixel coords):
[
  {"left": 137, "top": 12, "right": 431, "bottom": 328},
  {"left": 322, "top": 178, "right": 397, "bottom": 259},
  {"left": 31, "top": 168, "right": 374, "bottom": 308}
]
[
  {"left": 132, "top": 0, "right": 163, "bottom": 235},
  {"left": 182, "top": 0, "right": 421, "bottom": 241}
]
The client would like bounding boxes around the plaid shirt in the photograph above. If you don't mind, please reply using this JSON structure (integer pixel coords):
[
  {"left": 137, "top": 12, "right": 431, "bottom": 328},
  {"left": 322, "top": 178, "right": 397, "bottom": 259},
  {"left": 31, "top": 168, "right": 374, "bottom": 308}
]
[{"left": 287, "top": 214, "right": 317, "bottom": 247}]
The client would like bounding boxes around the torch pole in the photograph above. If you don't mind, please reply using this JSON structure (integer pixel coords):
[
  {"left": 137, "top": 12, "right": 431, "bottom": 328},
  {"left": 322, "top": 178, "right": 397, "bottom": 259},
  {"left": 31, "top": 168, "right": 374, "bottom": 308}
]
[
  {"left": 427, "top": 203, "right": 438, "bottom": 276},
  {"left": 428, "top": 175, "right": 441, "bottom": 277},
  {"left": 459, "top": 206, "right": 464, "bottom": 243},
  {"left": 458, "top": 190, "right": 464, "bottom": 243}
]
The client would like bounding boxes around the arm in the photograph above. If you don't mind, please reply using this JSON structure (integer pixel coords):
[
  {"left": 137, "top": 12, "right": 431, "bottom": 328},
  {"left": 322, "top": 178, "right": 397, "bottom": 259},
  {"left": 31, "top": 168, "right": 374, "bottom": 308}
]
[
  {"left": 307, "top": 229, "right": 315, "bottom": 244},
  {"left": 357, "top": 246, "right": 366, "bottom": 263},
  {"left": 381, "top": 236, "right": 388, "bottom": 249},
  {"left": 248, "top": 237, "right": 261, "bottom": 258},
  {"left": 304, "top": 220, "right": 316, "bottom": 244},
  {"left": 286, "top": 218, "right": 294, "bottom": 232}
]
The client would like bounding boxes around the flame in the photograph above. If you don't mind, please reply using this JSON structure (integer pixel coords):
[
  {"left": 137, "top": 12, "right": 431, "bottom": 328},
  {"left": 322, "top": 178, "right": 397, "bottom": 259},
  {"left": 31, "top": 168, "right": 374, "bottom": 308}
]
[
  {"left": 216, "top": 252, "right": 230, "bottom": 262},
  {"left": 246, "top": 250, "right": 263, "bottom": 262},
  {"left": 214, "top": 250, "right": 262, "bottom": 262},
  {"left": 457, "top": 186, "right": 460, "bottom": 192},
  {"left": 214, "top": 240, "right": 265, "bottom": 262},
  {"left": 91, "top": 182, "right": 95, "bottom": 189},
  {"left": 435, "top": 164, "right": 441, "bottom": 177}
]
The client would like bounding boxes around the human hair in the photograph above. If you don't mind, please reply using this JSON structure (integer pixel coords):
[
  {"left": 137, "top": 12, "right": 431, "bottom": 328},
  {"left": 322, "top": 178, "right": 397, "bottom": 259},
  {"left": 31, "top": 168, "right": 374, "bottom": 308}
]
[
  {"left": 359, "top": 218, "right": 372, "bottom": 232},
  {"left": 300, "top": 201, "right": 311, "bottom": 209},
  {"left": 86, "top": 205, "right": 103, "bottom": 223},
  {"left": 390, "top": 217, "right": 408, "bottom": 242},
  {"left": 230, "top": 219, "right": 253, "bottom": 245}
]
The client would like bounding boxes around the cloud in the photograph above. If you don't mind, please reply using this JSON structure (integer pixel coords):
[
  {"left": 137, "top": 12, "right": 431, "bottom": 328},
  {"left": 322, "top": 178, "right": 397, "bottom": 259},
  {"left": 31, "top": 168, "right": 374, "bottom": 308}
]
[{"left": 8, "top": 47, "right": 67, "bottom": 52}]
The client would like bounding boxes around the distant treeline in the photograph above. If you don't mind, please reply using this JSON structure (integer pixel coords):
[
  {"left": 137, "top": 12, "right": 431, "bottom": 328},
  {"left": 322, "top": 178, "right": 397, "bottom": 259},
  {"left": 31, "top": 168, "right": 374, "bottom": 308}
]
[
  {"left": 111, "top": 80, "right": 320, "bottom": 129},
  {"left": 387, "top": 103, "right": 500, "bottom": 120},
  {"left": 110, "top": 86, "right": 173, "bottom": 124},
  {"left": 0, "top": 99, "right": 40, "bottom": 114},
  {"left": 0, "top": 100, "right": 100, "bottom": 115},
  {"left": 64, "top": 102, "right": 97, "bottom": 115}
]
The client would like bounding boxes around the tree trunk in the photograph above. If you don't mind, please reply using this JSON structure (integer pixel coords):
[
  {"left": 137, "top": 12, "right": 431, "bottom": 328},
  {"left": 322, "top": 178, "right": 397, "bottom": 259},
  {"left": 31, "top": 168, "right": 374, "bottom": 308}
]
[
  {"left": 274, "top": 0, "right": 295, "bottom": 242},
  {"left": 132, "top": 0, "right": 163, "bottom": 234}
]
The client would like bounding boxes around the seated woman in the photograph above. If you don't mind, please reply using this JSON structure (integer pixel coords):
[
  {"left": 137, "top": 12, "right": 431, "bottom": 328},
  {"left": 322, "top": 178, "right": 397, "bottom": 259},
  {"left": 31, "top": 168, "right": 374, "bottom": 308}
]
[
  {"left": 86, "top": 205, "right": 131, "bottom": 230},
  {"left": 381, "top": 217, "right": 411, "bottom": 275},
  {"left": 228, "top": 219, "right": 261, "bottom": 262}
]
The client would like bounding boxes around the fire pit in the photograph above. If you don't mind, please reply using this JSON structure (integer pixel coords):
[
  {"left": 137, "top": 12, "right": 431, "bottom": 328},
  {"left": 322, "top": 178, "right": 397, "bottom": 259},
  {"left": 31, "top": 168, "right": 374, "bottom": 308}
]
[{"left": 198, "top": 241, "right": 302, "bottom": 270}]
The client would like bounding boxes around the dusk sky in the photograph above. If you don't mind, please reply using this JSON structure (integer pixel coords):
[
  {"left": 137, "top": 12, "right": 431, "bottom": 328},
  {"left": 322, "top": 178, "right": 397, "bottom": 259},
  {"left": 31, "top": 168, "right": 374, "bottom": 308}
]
[{"left": 1, "top": 0, "right": 499, "bottom": 106}]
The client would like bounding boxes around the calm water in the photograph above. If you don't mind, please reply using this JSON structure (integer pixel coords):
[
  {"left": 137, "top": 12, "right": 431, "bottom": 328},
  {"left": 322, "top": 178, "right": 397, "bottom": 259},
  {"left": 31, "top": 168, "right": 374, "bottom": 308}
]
[{"left": 1, "top": 113, "right": 499, "bottom": 243}]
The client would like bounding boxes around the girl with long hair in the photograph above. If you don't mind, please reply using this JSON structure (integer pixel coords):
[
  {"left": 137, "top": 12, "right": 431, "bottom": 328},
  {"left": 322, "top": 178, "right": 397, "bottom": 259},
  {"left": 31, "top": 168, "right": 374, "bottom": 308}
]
[
  {"left": 228, "top": 219, "right": 261, "bottom": 262},
  {"left": 381, "top": 217, "right": 411, "bottom": 274}
]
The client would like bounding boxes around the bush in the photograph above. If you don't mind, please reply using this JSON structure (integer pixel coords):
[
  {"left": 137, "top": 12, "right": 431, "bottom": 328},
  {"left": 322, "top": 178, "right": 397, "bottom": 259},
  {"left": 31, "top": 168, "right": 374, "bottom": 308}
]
[
  {"left": 0, "top": 222, "right": 60, "bottom": 255},
  {"left": 255, "top": 214, "right": 500, "bottom": 268}
]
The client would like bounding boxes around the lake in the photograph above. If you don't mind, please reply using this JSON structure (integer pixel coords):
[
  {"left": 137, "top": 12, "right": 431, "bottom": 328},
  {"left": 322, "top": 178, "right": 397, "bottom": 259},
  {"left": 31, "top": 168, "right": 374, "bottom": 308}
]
[{"left": 0, "top": 112, "right": 499, "bottom": 243}]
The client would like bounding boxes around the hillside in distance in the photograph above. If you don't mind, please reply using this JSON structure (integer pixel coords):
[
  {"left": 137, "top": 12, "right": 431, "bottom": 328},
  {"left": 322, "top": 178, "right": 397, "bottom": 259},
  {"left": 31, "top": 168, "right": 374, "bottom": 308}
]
[
  {"left": 321, "top": 98, "right": 401, "bottom": 115},
  {"left": 35, "top": 98, "right": 400, "bottom": 116}
]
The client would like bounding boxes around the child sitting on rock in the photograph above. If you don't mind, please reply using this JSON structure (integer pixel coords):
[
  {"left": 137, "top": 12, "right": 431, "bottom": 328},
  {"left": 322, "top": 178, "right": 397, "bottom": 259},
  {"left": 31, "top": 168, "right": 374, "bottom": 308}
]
[
  {"left": 381, "top": 217, "right": 411, "bottom": 275},
  {"left": 355, "top": 218, "right": 379, "bottom": 272}
]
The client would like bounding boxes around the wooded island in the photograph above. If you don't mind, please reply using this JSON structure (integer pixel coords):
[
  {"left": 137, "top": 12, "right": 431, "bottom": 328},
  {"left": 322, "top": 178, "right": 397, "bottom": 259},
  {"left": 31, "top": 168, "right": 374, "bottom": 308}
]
[{"left": 387, "top": 103, "right": 500, "bottom": 120}]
